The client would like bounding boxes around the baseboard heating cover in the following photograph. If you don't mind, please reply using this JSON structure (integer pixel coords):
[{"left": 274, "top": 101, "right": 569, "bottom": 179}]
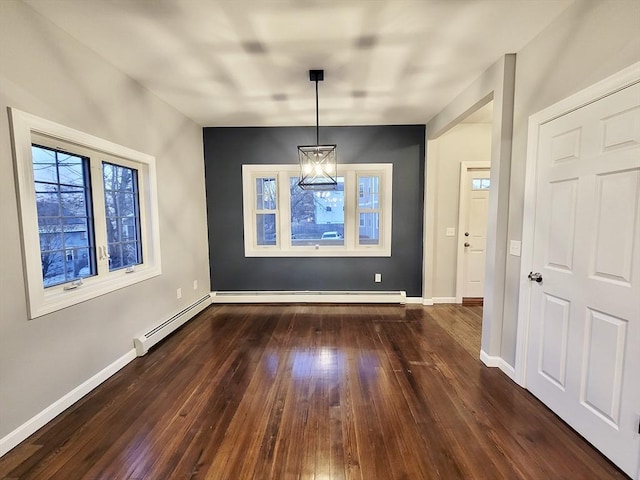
[
  {"left": 134, "top": 294, "right": 211, "bottom": 356},
  {"left": 211, "top": 291, "right": 406, "bottom": 304}
]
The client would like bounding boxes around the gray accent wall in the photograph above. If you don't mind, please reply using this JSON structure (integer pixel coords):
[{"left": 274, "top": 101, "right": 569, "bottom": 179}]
[{"left": 204, "top": 125, "right": 425, "bottom": 297}]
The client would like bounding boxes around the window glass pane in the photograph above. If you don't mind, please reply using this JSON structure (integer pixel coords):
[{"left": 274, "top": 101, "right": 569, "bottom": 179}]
[
  {"left": 39, "top": 228, "right": 62, "bottom": 253},
  {"left": 107, "top": 241, "right": 142, "bottom": 271},
  {"left": 472, "top": 177, "right": 490, "bottom": 190},
  {"left": 69, "top": 247, "right": 91, "bottom": 278},
  {"left": 57, "top": 153, "right": 85, "bottom": 187},
  {"left": 256, "top": 213, "right": 277, "bottom": 245},
  {"left": 32, "top": 146, "right": 57, "bottom": 184},
  {"left": 41, "top": 251, "right": 64, "bottom": 287},
  {"left": 358, "top": 176, "right": 380, "bottom": 209},
  {"left": 32, "top": 144, "right": 96, "bottom": 287},
  {"left": 359, "top": 212, "right": 380, "bottom": 245},
  {"left": 290, "top": 177, "right": 344, "bottom": 246},
  {"left": 60, "top": 187, "right": 89, "bottom": 216},
  {"left": 103, "top": 162, "right": 142, "bottom": 270},
  {"left": 35, "top": 187, "right": 60, "bottom": 217},
  {"left": 256, "top": 177, "right": 276, "bottom": 210}
]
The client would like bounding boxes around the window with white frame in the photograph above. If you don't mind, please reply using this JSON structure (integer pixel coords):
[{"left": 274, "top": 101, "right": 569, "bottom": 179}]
[
  {"left": 10, "top": 108, "right": 162, "bottom": 319},
  {"left": 242, "top": 163, "right": 392, "bottom": 257}
]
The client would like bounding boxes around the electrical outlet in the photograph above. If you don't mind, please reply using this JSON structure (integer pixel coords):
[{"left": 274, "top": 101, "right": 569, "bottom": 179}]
[
  {"left": 193, "top": 280, "right": 198, "bottom": 290},
  {"left": 375, "top": 273, "right": 382, "bottom": 283},
  {"left": 176, "top": 288, "right": 182, "bottom": 299}
]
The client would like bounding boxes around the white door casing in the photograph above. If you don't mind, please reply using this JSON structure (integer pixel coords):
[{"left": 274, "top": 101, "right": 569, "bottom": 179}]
[
  {"left": 456, "top": 163, "right": 491, "bottom": 302},
  {"left": 516, "top": 63, "right": 640, "bottom": 478}
]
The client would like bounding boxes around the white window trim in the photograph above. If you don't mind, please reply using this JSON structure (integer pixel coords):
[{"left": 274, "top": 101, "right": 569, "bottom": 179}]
[
  {"left": 242, "top": 163, "right": 392, "bottom": 257},
  {"left": 9, "top": 108, "right": 162, "bottom": 319}
]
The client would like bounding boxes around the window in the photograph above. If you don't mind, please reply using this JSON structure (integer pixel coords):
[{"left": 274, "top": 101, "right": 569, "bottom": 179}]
[
  {"left": 255, "top": 177, "right": 277, "bottom": 245},
  {"left": 290, "top": 177, "right": 345, "bottom": 247},
  {"left": 472, "top": 178, "right": 491, "bottom": 190},
  {"left": 242, "top": 164, "right": 392, "bottom": 257},
  {"left": 103, "top": 162, "right": 143, "bottom": 271},
  {"left": 10, "top": 108, "right": 161, "bottom": 319},
  {"left": 357, "top": 175, "right": 380, "bottom": 245},
  {"left": 32, "top": 143, "right": 96, "bottom": 288}
]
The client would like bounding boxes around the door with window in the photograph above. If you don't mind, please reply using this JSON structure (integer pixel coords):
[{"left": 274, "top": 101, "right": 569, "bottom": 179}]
[
  {"left": 523, "top": 79, "right": 639, "bottom": 477},
  {"left": 457, "top": 165, "right": 490, "bottom": 303}
]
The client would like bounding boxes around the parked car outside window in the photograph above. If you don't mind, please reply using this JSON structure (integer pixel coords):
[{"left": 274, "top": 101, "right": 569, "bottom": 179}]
[{"left": 321, "top": 231, "right": 342, "bottom": 239}]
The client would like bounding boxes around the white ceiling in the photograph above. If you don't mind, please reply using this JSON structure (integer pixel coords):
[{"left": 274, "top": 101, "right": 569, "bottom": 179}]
[{"left": 24, "top": 0, "right": 573, "bottom": 127}]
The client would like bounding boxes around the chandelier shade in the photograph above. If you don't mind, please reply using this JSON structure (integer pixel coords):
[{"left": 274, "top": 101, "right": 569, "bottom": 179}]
[{"left": 297, "top": 70, "right": 337, "bottom": 190}]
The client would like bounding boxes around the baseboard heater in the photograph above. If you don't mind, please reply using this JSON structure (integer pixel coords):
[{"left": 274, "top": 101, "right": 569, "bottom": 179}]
[
  {"left": 211, "top": 291, "right": 406, "bottom": 304},
  {"left": 134, "top": 294, "right": 211, "bottom": 356}
]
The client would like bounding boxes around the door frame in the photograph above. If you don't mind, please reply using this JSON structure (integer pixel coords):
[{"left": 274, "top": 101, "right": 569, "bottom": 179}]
[
  {"left": 513, "top": 62, "right": 640, "bottom": 387},
  {"left": 455, "top": 162, "right": 491, "bottom": 303}
]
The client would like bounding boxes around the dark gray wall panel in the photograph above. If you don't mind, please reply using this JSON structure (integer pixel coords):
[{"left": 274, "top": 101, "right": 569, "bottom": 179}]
[{"left": 203, "top": 125, "right": 425, "bottom": 296}]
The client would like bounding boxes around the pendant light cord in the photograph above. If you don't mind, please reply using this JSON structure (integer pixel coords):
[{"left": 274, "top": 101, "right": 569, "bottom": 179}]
[{"left": 315, "top": 78, "right": 319, "bottom": 146}]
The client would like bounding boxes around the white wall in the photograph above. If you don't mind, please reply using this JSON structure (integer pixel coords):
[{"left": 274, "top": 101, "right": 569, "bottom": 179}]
[
  {"left": 501, "top": 0, "right": 640, "bottom": 365},
  {"left": 428, "top": 123, "right": 492, "bottom": 298},
  {"left": 427, "top": 0, "right": 640, "bottom": 369},
  {"left": 0, "top": 0, "right": 211, "bottom": 443}
]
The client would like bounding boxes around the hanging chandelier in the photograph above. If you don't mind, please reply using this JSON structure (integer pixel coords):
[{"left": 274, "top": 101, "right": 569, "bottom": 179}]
[{"left": 297, "top": 69, "right": 337, "bottom": 190}]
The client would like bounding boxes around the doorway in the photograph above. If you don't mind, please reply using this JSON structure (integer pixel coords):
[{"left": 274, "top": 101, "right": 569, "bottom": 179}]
[{"left": 456, "top": 163, "right": 491, "bottom": 305}]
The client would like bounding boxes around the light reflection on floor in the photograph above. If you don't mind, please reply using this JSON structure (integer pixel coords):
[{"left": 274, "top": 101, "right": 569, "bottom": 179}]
[{"left": 263, "top": 347, "right": 379, "bottom": 383}]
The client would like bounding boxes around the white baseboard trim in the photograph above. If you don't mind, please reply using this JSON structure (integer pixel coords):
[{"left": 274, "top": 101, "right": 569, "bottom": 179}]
[
  {"left": 211, "top": 291, "right": 407, "bottom": 304},
  {"left": 433, "top": 297, "right": 457, "bottom": 304},
  {"left": 0, "top": 348, "right": 137, "bottom": 457},
  {"left": 480, "top": 350, "right": 516, "bottom": 379},
  {"left": 422, "top": 298, "right": 434, "bottom": 305},
  {"left": 405, "top": 297, "right": 423, "bottom": 304}
]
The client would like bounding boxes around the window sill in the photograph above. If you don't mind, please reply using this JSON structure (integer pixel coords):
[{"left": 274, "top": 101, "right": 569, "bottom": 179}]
[
  {"left": 28, "top": 264, "right": 161, "bottom": 319},
  {"left": 244, "top": 246, "right": 391, "bottom": 258}
]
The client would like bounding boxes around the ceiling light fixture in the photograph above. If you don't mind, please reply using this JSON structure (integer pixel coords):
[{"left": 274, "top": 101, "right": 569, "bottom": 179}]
[{"left": 297, "top": 69, "right": 337, "bottom": 190}]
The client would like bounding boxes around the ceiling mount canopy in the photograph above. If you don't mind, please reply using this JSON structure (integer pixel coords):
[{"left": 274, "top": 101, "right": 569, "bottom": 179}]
[{"left": 297, "top": 69, "right": 337, "bottom": 191}]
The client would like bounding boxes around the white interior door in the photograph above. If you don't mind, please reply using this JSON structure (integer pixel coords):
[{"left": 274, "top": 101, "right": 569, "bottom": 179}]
[
  {"left": 457, "top": 166, "right": 490, "bottom": 301},
  {"left": 525, "top": 81, "right": 640, "bottom": 477}
]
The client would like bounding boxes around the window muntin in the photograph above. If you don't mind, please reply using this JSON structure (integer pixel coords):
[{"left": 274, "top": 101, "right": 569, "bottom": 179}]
[
  {"left": 242, "top": 164, "right": 392, "bottom": 257},
  {"left": 10, "top": 108, "right": 162, "bottom": 319}
]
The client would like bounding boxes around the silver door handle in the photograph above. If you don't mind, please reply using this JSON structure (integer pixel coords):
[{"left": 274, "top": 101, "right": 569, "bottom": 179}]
[{"left": 528, "top": 272, "right": 543, "bottom": 283}]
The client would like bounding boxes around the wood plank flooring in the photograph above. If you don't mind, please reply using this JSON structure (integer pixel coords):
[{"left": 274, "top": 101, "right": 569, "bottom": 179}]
[{"left": 0, "top": 304, "right": 626, "bottom": 479}]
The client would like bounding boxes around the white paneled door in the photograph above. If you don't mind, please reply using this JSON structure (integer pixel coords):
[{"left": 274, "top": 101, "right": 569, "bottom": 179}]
[
  {"left": 460, "top": 167, "right": 490, "bottom": 299},
  {"left": 525, "top": 80, "right": 640, "bottom": 477}
]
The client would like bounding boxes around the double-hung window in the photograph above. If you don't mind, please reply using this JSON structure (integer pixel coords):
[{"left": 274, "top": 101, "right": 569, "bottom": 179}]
[
  {"left": 242, "top": 163, "right": 392, "bottom": 257},
  {"left": 10, "top": 108, "right": 161, "bottom": 319}
]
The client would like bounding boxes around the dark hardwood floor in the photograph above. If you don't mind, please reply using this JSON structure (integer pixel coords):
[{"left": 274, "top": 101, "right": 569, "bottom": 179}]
[{"left": 0, "top": 304, "right": 626, "bottom": 479}]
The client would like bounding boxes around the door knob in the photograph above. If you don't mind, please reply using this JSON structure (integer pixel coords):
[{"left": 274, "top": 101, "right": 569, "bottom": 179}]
[
  {"left": 464, "top": 232, "right": 469, "bottom": 237},
  {"left": 528, "top": 272, "right": 543, "bottom": 283},
  {"left": 464, "top": 242, "right": 470, "bottom": 247}
]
